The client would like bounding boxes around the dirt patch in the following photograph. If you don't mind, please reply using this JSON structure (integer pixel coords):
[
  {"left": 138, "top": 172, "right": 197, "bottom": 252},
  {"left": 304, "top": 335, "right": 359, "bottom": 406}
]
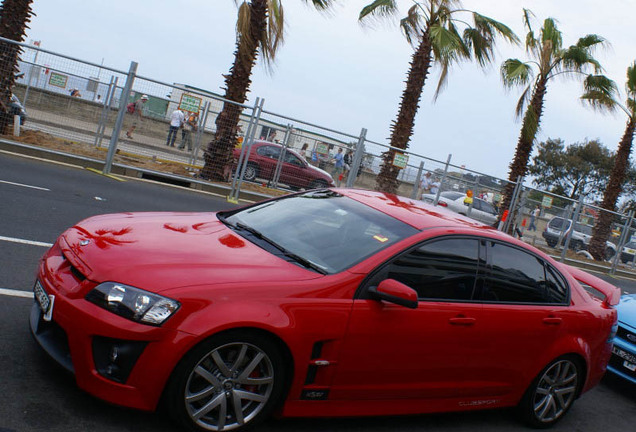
[{"left": 4, "top": 130, "right": 285, "bottom": 197}]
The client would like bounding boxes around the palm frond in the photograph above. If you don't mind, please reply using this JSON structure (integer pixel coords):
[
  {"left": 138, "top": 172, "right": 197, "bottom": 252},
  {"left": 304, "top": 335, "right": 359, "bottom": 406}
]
[
  {"left": 304, "top": 0, "right": 335, "bottom": 10},
  {"left": 561, "top": 45, "right": 602, "bottom": 73},
  {"left": 236, "top": 2, "right": 254, "bottom": 58},
  {"left": 581, "top": 74, "right": 619, "bottom": 112},
  {"left": 359, "top": 0, "right": 398, "bottom": 22},
  {"left": 626, "top": 61, "right": 636, "bottom": 95},
  {"left": 522, "top": 8, "right": 535, "bottom": 32},
  {"left": 540, "top": 18, "right": 562, "bottom": 52},
  {"left": 515, "top": 85, "right": 532, "bottom": 118},
  {"left": 576, "top": 34, "right": 606, "bottom": 50},
  {"left": 399, "top": 5, "right": 423, "bottom": 46},
  {"left": 501, "top": 58, "right": 533, "bottom": 88},
  {"left": 261, "top": 0, "right": 285, "bottom": 65},
  {"left": 429, "top": 23, "right": 466, "bottom": 62},
  {"left": 434, "top": 59, "right": 450, "bottom": 101},
  {"left": 473, "top": 13, "right": 519, "bottom": 44}
]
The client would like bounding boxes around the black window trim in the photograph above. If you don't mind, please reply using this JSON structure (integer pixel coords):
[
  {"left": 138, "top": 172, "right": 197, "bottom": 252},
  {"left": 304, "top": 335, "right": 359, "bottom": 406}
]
[{"left": 481, "top": 239, "right": 571, "bottom": 306}]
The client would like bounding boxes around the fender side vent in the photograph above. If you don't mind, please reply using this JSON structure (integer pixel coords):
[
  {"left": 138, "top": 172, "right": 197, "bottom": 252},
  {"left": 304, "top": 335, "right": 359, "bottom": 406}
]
[{"left": 301, "top": 389, "right": 329, "bottom": 400}]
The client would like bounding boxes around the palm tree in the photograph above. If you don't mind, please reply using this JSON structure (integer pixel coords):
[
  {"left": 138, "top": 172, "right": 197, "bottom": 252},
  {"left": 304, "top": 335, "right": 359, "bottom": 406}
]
[
  {"left": 200, "top": 0, "right": 334, "bottom": 181},
  {"left": 499, "top": 9, "right": 614, "bottom": 217},
  {"left": 0, "top": 0, "right": 34, "bottom": 135},
  {"left": 359, "top": 0, "right": 518, "bottom": 193},
  {"left": 587, "top": 61, "right": 636, "bottom": 261}
]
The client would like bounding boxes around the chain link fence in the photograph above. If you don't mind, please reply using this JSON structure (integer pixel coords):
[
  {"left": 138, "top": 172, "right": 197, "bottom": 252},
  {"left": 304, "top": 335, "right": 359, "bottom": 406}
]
[{"left": 2, "top": 37, "right": 635, "bottom": 273}]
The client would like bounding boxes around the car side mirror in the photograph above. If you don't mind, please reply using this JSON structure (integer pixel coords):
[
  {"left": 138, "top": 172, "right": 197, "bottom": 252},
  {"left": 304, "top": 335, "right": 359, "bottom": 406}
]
[{"left": 368, "top": 279, "right": 418, "bottom": 309}]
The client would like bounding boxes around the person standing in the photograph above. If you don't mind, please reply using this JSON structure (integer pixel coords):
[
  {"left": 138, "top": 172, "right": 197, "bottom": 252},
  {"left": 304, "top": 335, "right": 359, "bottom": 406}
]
[
  {"left": 419, "top": 172, "right": 432, "bottom": 198},
  {"left": 125, "top": 94, "right": 148, "bottom": 139},
  {"left": 332, "top": 147, "right": 345, "bottom": 187},
  {"left": 528, "top": 205, "right": 541, "bottom": 231},
  {"left": 166, "top": 109, "right": 185, "bottom": 147},
  {"left": 179, "top": 112, "right": 198, "bottom": 151}
]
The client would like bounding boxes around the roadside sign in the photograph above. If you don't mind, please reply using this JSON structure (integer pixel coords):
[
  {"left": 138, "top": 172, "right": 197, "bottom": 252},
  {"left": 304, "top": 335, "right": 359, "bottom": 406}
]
[
  {"left": 392, "top": 152, "right": 408, "bottom": 169},
  {"left": 542, "top": 195, "right": 553, "bottom": 209},
  {"left": 315, "top": 142, "right": 329, "bottom": 155},
  {"left": 178, "top": 93, "right": 202, "bottom": 114},
  {"left": 48, "top": 72, "right": 67, "bottom": 88}
]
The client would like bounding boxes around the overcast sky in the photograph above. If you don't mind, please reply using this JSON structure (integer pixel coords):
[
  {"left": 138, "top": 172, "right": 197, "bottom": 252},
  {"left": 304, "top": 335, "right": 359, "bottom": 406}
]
[{"left": 25, "top": 0, "right": 636, "bottom": 179}]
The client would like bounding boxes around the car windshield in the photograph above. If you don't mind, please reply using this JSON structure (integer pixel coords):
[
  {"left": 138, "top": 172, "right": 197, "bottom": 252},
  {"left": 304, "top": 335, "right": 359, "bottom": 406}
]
[
  {"left": 219, "top": 190, "right": 419, "bottom": 274},
  {"left": 574, "top": 223, "right": 593, "bottom": 235},
  {"left": 441, "top": 191, "right": 464, "bottom": 200}
]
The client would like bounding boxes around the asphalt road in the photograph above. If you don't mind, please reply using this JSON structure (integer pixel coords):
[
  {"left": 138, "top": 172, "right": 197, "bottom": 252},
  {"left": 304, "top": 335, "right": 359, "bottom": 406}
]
[{"left": 0, "top": 151, "right": 634, "bottom": 432}]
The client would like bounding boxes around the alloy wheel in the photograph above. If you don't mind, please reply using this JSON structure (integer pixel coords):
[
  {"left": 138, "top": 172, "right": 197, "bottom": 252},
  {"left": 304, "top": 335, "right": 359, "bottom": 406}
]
[
  {"left": 531, "top": 359, "right": 578, "bottom": 423},
  {"left": 184, "top": 342, "right": 275, "bottom": 431}
]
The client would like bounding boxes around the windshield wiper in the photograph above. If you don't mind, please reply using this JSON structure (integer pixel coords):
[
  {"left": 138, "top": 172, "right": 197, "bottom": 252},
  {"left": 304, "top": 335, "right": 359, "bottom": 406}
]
[{"left": 233, "top": 222, "right": 327, "bottom": 274}]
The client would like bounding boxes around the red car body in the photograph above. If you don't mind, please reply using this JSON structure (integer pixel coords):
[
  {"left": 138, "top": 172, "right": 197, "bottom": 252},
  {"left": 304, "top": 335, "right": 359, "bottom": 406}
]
[
  {"left": 31, "top": 189, "right": 618, "bottom": 430},
  {"left": 232, "top": 140, "right": 334, "bottom": 189}
]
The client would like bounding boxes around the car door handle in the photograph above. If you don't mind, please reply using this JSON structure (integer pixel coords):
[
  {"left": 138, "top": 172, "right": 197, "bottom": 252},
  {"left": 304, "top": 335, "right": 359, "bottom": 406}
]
[
  {"left": 542, "top": 317, "right": 562, "bottom": 325},
  {"left": 449, "top": 317, "right": 476, "bottom": 326}
]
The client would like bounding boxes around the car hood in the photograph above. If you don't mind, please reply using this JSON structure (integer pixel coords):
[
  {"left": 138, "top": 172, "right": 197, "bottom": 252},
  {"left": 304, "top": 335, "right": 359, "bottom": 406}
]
[
  {"left": 617, "top": 294, "right": 636, "bottom": 328},
  {"left": 60, "top": 212, "right": 321, "bottom": 293}
]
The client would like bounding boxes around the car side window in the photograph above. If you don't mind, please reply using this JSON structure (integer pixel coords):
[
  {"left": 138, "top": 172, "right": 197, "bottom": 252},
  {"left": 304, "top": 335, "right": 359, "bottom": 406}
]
[
  {"left": 481, "top": 201, "right": 496, "bottom": 215},
  {"left": 481, "top": 241, "right": 550, "bottom": 303},
  {"left": 545, "top": 265, "right": 569, "bottom": 304},
  {"left": 371, "top": 238, "right": 480, "bottom": 302},
  {"left": 257, "top": 145, "right": 280, "bottom": 159},
  {"left": 472, "top": 200, "right": 482, "bottom": 211},
  {"left": 284, "top": 152, "right": 303, "bottom": 166}
]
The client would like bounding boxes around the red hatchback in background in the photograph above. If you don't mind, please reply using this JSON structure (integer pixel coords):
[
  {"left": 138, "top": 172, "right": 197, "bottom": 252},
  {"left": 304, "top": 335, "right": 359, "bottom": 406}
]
[
  {"left": 31, "top": 189, "right": 619, "bottom": 432},
  {"left": 232, "top": 140, "right": 334, "bottom": 190}
]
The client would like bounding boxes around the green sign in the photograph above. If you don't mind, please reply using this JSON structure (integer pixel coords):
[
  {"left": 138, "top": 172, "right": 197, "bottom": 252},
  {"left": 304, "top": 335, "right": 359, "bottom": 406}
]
[
  {"left": 178, "top": 93, "right": 202, "bottom": 113},
  {"left": 542, "top": 195, "right": 553, "bottom": 208},
  {"left": 315, "top": 143, "right": 329, "bottom": 155},
  {"left": 49, "top": 72, "right": 68, "bottom": 88},
  {"left": 392, "top": 152, "right": 408, "bottom": 169}
]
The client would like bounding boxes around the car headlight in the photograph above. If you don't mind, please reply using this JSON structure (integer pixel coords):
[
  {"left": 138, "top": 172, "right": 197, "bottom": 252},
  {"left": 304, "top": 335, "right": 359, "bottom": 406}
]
[{"left": 86, "top": 282, "right": 180, "bottom": 326}]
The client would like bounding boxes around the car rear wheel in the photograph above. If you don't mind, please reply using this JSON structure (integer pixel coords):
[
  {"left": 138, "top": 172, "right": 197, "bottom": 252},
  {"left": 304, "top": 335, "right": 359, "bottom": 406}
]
[
  {"left": 243, "top": 164, "right": 258, "bottom": 182},
  {"left": 518, "top": 356, "right": 582, "bottom": 428},
  {"left": 166, "top": 330, "right": 286, "bottom": 432}
]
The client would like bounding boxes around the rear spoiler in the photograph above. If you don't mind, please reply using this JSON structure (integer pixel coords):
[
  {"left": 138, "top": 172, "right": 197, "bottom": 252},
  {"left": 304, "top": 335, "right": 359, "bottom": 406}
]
[{"left": 566, "top": 265, "right": 621, "bottom": 306}]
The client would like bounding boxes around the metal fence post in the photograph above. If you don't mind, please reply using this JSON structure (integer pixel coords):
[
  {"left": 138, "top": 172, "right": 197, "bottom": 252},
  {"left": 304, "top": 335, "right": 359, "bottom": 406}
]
[
  {"left": 502, "top": 176, "right": 523, "bottom": 233},
  {"left": 94, "top": 75, "right": 117, "bottom": 148},
  {"left": 346, "top": 128, "right": 367, "bottom": 187},
  {"left": 103, "top": 61, "right": 137, "bottom": 174},
  {"left": 611, "top": 210, "right": 634, "bottom": 274},
  {"left": 434, "top": 154, "right": 452, "bottom": 206},
  {"left": 228, "top": 97, "right": 261, "bottom": 202},
  {"left": 271, "top": 123, "right": 293, "bottom": 188},
  {"left": 411, "top": 161, "right": 425, "bottom": 199},
  {"left": 560, "top": 196, "right": 584, "bottom": 262},
  {"left": 229, "top": 98, "right": 265, "bottom": 203}
]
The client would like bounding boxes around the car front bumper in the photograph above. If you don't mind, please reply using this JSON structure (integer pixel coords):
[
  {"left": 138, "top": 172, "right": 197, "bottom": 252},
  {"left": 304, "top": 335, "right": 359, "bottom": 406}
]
[
  {"left": 29, "top": 267, "right": 197, "bottom": 411},
  {"left": 607, "top": 326, "right": 636, "bottom": 384}
]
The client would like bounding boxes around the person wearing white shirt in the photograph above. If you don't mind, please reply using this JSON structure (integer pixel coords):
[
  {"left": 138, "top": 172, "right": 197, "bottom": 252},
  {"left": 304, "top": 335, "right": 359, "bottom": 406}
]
[{"left": 166, "top": 109, "right": 185, "bottom": 147}]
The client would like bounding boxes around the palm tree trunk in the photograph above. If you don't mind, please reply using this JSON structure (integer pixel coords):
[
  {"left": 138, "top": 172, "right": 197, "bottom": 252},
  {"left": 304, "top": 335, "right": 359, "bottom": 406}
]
[
  {"left": 0, "top": 0, "right": 34, "bottom": 134},
  {"left": 375, "top": 30, "right": 432, "bottom": 194},
  {"left": 200, "top": 0, "right": 267, "bottom": 181},
  {"left": 588, "top": 116, "right": 636, "bottom": 260},
  {"left": 500, "top": 75, "right": 548, "bottom": 222}
]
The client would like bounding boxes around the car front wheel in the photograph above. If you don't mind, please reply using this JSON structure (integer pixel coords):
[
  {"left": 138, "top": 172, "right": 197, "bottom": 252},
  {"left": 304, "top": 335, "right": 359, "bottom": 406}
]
[
  {"left": 518, "top": 356, "right": 582, "bottom": 428},
  {"left": 243, "top": 164, "right": 258, "bottom": 182},
  {"left": 166, "top": 330, "right": 286, "bottom": 432}
]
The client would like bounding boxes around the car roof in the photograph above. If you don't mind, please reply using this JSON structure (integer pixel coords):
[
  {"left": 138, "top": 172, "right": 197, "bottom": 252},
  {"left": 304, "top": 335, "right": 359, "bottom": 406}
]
[
  {"left": 252, "top": 140, "right": 303, "bottom": 157},
  {"left": 338, "top": 189, "right": 500, "bottom": 232}
]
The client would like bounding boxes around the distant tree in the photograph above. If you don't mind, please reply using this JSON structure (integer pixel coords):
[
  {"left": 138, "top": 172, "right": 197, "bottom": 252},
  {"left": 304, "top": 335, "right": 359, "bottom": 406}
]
[
  {"left": 359, "top": 0, "right": 518, "bottom": 194},
  {"left": 499, "top": 9, "right": 615, "bottom": 219},
  {"left": 588, "top": 61, "right": 636, "bottom": 260},
  {"left": 528, "top": 138, "right": 635, "bottom": 200},
  {"left": 199, "top": 0, "right": 334, "bottom": 181},
  {"left": 0, "top": 0, "right": 34, "bottom": 134}
]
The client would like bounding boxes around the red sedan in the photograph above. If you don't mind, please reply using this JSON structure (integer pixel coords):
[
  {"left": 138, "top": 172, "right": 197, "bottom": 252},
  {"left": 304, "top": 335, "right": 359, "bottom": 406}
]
[{"left": 30, "top": 189, "right": 619, "bottom": 431}]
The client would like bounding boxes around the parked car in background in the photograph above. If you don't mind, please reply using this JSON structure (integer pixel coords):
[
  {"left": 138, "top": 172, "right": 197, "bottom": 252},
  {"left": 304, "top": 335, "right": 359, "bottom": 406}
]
[
  {"left": 232, "top": 141, "right": 334, "bottom": 190},
  {"left": 608, "top": 294, "right": 636, "bottom": 384},
  {"left": 0, "top": 94, "right": 27, "bottom": 126},
  {"left": 542, "top": 217, "right": 616, "bottom": 259},
  {"left": 421, "top": 191, "right": 498, "bottom": 225},
  {"left": 620, "top": 241, "right": 636, "bottom": 264},
  {"left": 31, "top": 189, "right": 619, "bottom": 431}
]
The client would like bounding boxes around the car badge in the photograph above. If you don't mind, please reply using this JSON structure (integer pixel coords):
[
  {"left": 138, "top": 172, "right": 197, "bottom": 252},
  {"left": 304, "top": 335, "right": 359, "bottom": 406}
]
[
  {"left": 627, "top": 334, "right": 636, "bottom": 343},
  {"left": 79, "top": 240, "right": 90, "bottom": 246}
]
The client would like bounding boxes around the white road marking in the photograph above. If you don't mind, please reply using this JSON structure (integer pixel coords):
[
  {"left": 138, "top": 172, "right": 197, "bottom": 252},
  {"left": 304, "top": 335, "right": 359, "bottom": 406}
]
[
  {"left": 0, "top": 235, "right": 53, "bottom": 248},
  {"left": 0, "top": 288, "right": 33, "bottom": 299},
  {"left": 0, "top": 179, "right": 50, "bottom": 191}
]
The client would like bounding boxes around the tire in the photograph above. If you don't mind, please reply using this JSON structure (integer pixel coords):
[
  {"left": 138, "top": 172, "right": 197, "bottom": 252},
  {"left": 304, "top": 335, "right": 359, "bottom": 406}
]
[
  {"left": 517, "top": 355, "right": 583, "bottom": 428},
  {"left": 309, "top": 180, "right": 328, "bottom": 189},
  {"left": 243, "top": 164, "right": 258, "bottom": 182},
  {"left": 545, "top": 239, "right": 557, "bottom": 248},
  {"left": 165, "top": 330, "right": 286, "bottom": 432}
]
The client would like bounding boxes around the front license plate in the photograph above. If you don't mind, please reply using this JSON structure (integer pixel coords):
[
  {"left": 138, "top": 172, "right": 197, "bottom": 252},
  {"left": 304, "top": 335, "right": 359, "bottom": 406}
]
[
  {"left": 34, "top": 281, "right": 55, "bottom": 321},
  {"left": 613, "top": 346, "right": 636, "bottom": 364}
]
